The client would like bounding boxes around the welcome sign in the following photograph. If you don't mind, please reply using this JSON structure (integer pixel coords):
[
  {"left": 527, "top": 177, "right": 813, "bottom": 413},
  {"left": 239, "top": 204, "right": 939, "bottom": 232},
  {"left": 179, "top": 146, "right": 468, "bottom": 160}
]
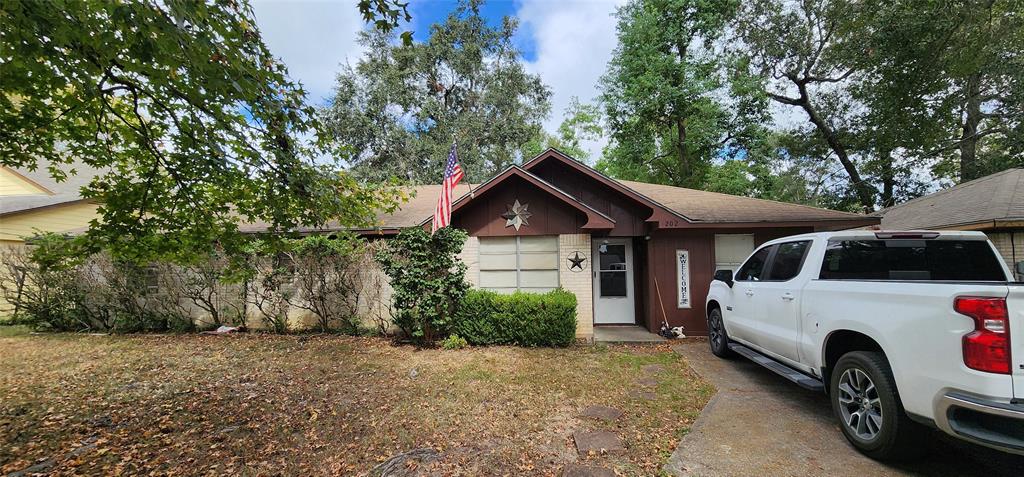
[{"left": 676, "top": 249, "right": 690, "bottom": 309}]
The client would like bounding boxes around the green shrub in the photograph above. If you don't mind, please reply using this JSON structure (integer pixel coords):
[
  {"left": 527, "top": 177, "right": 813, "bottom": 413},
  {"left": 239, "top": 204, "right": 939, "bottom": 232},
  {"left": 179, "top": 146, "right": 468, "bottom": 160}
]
[
  {"left": 441, "top": 334, "right": 468, "bottom": 350},
  {"left": 452, "top": 289, "right": 577, "bottom": 347},
  {"left": 375, "top": 227, "right": 468, "bottom": 345}
]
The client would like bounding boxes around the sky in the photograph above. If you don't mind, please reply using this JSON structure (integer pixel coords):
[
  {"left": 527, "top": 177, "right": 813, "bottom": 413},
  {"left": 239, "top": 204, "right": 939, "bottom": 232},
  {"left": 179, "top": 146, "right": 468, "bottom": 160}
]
[{"left": 250, "top": 0, "right": 625, "bottom": 160}]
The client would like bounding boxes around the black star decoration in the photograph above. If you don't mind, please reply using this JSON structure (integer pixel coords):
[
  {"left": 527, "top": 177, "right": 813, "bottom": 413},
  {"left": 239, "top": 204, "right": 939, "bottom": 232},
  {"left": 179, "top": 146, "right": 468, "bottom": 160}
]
[{"left": 567, "top": 251, "right": 586, "bottom": 271}]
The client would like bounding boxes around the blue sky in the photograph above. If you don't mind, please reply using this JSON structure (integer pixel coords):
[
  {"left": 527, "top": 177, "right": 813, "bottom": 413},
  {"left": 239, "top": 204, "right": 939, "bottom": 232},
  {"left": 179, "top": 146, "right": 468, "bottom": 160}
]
[
  {"left": 406, "top": 0, "right": 538, "bottom": 61},
  {"left": 251, "top": 0, "right": 625, "bottom": 159}
]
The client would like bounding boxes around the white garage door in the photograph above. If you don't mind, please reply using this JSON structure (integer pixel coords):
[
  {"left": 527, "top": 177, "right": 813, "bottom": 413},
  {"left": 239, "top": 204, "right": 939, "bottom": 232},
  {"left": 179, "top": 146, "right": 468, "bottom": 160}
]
[{"left": 714, "top": 234, "right": 755, "bottom": 273}]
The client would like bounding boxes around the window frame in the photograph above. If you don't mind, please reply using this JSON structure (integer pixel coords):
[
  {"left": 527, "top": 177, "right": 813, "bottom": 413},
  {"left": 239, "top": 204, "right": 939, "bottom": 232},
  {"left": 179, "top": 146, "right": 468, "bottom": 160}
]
[
  {"left": 478, "top": 235, "right": 559, "bottom": 292},
  {"left": 734, "top": 244, "right": 775, "bottom": 282}
]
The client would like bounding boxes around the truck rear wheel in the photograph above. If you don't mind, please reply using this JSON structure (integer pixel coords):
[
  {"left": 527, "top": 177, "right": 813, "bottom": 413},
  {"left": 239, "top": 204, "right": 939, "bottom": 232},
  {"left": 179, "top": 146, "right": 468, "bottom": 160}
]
[
  {"left": 830, "top": 351, "right": 924, "bottom": 461},
  {"left": 707, "top": 308, "right": 734, "bottom": 359}
]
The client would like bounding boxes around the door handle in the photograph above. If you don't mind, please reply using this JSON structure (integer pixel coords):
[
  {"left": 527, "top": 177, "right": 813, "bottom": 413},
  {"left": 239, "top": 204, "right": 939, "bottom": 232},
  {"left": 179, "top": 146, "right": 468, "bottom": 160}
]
[
  {"left": 745, "top": 289, "right": 754, "bottom": 296},
  {"left": 781, "top": 293, "right": 794, "bottom": 301}
]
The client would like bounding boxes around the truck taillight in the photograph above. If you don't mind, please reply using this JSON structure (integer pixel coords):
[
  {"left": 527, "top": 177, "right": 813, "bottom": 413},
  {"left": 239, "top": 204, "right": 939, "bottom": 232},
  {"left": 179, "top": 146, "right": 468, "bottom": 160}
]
[{"left": 955, "top": 296, "right": 1011, "bottom": 374}]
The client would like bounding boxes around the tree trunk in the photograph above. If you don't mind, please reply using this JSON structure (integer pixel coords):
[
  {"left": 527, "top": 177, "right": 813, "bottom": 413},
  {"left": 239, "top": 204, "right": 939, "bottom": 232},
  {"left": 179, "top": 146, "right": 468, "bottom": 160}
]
[
  {"left": 794, "top": 85, "right": 875, "bottom": 212},
  {"left": 675, "top": 118, "right": 691, "bottom": 187},
  {"left": 959, "top": 73, "right": 983, "bottom": 182},
  {"left": 879, "top": 149, "right": 895, "bottom": 208}
]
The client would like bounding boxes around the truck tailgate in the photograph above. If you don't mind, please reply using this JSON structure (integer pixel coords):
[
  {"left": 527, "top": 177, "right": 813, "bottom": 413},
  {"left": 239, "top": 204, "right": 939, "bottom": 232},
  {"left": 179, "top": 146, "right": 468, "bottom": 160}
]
[{"left": 1011, "top": 285, "right": 1024, "bottom": 399}]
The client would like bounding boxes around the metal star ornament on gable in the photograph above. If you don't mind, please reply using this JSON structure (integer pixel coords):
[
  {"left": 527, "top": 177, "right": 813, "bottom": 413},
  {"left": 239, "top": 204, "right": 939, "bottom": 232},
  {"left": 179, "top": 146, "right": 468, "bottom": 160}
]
[{"left": 501, "top": 200, "right": 532, "bottom": 231}]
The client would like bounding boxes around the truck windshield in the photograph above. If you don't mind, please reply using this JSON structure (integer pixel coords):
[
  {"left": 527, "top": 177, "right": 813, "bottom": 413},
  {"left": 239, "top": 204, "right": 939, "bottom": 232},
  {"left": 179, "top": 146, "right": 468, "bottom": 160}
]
[{"left": 819, "top": 239, "right": 1007, "bottom": 281}]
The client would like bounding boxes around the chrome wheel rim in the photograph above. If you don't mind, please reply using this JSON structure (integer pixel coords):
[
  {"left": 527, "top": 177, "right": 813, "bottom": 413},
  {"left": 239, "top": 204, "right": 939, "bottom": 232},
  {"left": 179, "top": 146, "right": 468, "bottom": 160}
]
[
  {"left": 837, "top": 368, "right": 883, "bottom": 441},
  {"left": 708, "top": 313, "right": 724, "bottom": 350}
]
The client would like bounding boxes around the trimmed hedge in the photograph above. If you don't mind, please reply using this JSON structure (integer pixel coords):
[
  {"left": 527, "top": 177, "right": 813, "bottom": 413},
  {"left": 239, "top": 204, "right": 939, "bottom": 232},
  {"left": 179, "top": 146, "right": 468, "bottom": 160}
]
[{"left": 452, "top": 289, "right": 577, "bottom": 347}]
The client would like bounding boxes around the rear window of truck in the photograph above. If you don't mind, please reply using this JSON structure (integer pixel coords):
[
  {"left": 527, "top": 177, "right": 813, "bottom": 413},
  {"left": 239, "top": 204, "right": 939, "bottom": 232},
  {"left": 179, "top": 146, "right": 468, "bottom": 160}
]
[{"left": 819, "top": 239, "right": 1007, "bottom": 281}]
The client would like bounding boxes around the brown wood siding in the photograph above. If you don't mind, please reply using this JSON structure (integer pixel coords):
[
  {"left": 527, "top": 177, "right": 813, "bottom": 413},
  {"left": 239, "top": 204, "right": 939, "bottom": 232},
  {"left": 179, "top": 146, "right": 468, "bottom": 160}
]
[
  {"left": 452, "top": 175, "right": 589, "bottom": 236},
  {"left": 530, "top": 161, "right": 651, "bottom": 236},
  {"left": 644, "top": 227, "right": 814, "bottom": 335}
]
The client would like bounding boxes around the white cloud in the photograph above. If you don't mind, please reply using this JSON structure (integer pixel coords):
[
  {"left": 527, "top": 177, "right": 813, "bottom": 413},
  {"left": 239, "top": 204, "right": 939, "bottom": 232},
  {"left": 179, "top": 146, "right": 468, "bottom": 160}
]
[
  {"left": 251, "top": 0, "right": 367, "bottom": 105},
  {"left": 517, "top": 0, "right": 625, "bottom": 162}
]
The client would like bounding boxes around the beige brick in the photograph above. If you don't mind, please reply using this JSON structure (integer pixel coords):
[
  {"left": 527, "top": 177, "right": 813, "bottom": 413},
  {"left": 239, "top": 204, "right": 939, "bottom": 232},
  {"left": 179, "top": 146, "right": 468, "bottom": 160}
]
[
  {"left": 459, "top": 236, "right": 480, "bottom": 287},
  {"left": 988, "top": 231, "right": 1024, "bottom": 278},
  {"left": 559, "top": 234, "right": 593, "bottom": 341}
]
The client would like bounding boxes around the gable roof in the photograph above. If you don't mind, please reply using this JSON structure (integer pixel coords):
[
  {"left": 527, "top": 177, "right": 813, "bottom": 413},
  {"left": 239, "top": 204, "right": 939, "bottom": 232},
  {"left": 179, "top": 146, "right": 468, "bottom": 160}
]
[
  {"left": 332, "top": 149, "right": 875, "bottom": 232},
  {"left": 877, "top": 168, "right": 1024, "bottom": 230},
  {"left": 417, "top": 165, "right": 617, "bottom": 230},
  {"left": 522, "top": 149, "right": 688, "bottom": 225},
  {"left": 1, "top": 159, "right": 103, "bottom": 217}
]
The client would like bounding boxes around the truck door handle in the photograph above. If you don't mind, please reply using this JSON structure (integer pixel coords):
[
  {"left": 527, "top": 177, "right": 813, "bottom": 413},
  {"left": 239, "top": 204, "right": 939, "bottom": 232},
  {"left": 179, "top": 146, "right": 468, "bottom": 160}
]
[
  {"left": 781, "top": 293, "right": 794, "bottom": 301},
  {"left": 745, "top": 289, "right": 754, "bottom": 296}
]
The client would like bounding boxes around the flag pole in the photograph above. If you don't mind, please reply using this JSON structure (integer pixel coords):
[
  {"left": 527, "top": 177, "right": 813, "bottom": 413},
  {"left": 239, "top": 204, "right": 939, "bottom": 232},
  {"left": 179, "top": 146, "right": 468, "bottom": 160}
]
[{"left": 454, "top": 133, "right": 476, "bottom": 198}]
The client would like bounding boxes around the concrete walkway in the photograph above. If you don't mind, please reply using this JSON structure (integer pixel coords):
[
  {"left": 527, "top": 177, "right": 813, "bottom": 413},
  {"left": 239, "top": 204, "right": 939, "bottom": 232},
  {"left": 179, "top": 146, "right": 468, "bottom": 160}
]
[
  {"left": 593, "top": 325, "right": 666, "bottom": 343},
  {"left": 666, "top": 340, "right": 1024, "bottom": 477}
]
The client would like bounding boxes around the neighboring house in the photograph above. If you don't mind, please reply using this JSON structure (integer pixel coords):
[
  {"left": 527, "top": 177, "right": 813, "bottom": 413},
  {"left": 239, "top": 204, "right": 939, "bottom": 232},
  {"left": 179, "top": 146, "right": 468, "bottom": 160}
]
[
  {"left": 876, "top": 168, "right": 1024, "bottom": 280},
  {"left": 0, "top": 160, "right": 101, "bottom": 245},
  {"left": 244, "top": 149, "right": 879, "bottom": 339}
]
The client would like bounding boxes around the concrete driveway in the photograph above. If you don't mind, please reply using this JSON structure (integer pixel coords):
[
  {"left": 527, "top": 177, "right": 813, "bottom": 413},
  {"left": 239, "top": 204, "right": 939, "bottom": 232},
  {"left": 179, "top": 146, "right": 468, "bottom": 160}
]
[{"left": 666, "top": 339, "right": 1024, "bottom": 476}]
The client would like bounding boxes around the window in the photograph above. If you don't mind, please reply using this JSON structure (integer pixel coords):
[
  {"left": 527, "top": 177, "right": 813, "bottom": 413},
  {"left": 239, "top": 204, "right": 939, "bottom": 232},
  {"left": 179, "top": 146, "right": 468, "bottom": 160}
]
[
  {"left": 598, "top": 243, "right": 627, "bottom": 297},
  {"left": 766, "top": 241, "right": 810, "bottom": 281},
  {"left": 819, "top": 239, "right": 1006, "bottom": 281},
  {"left": 714, "top": 234, "right": 755, "bottom": 273},
  {"left": 479, "top": 236, "right": 559, "bottom": 293},
  {"left": 736, "top": 245, "right": 772, "bottom": 281}
]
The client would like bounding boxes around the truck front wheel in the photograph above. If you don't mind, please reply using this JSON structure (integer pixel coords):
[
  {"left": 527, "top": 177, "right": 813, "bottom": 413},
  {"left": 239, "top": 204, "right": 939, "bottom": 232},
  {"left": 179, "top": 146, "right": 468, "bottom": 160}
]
[
  {"left": 830, "top": 351, "right": 924, "bottom": 461},
  {"left": 707, "top": 308, "right": 734, "bottom": 359}
]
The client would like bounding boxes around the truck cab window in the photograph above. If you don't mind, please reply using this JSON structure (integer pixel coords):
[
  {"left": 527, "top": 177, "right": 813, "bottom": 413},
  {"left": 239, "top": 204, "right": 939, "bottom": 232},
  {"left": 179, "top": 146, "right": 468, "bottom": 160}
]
[
  {"left": 766, "top": 241, "right": 811, "bottom": 281},
  {"left": 735, "top": 245, "right": 773, "bottom": 281}
]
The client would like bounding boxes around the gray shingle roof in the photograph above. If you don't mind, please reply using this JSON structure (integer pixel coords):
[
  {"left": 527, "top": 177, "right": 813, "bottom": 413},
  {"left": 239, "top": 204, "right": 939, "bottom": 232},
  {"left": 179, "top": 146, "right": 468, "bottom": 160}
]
[
  {"left": 1, "top": 159, "right": 102, "bottom": 216},
  {"left": 877, "top": 168, "right": 1024, "bottom": 230}
]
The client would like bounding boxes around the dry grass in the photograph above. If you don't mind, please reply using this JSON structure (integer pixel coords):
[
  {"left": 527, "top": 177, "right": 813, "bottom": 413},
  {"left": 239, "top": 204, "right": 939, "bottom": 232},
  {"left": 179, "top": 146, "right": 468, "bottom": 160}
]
[{"left": 0, "top": 328, "right": 713, "bottom": 476}]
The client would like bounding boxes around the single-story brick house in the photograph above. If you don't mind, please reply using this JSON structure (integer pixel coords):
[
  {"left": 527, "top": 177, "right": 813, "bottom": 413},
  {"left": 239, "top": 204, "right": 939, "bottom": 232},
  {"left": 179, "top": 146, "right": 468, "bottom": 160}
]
[
  {"left": 296, "top": 149, "right": 879, "bottom": 340},
  {"left": 875, "top": 167, "right": 1024, "bottom": 280}
]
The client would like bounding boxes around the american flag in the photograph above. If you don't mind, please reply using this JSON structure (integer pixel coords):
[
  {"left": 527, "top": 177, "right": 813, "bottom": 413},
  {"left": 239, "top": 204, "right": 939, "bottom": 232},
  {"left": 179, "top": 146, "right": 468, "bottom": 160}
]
[{"left": 431, "top": 142, "right": 464, "bottom": 233}]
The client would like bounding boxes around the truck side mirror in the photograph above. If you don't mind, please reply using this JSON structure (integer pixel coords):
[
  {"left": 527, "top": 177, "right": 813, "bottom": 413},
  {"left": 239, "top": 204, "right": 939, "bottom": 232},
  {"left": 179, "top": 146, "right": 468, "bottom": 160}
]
[
  {"left": 714, "top": 269, "right": 734, "bottom": 288},
  {"left": 1016, "top": 261, "right": 1024, "bottom": 275}
]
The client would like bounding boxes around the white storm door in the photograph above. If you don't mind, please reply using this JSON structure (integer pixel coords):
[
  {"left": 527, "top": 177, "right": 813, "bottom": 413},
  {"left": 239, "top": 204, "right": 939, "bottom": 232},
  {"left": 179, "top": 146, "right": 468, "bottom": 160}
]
[{"left": 593, "top": 239, "right": 635, "bottom": 324}]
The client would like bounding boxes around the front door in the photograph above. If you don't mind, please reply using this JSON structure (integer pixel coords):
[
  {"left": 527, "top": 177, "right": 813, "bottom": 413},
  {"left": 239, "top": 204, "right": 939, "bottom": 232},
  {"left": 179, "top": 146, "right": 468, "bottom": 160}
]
[{"left": 593, "top": 239, "right": 635, "bottom": 324}]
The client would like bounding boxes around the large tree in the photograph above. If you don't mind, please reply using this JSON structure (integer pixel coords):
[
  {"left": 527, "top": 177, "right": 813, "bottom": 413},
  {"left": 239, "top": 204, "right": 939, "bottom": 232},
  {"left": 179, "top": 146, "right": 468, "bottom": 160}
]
[
  {"left": 0, "top": 0, "right": 406, "bottom": 261},
  {"left": 520, "top": 97, "right": 603, "bottom": 162},
  {"left": 856, "top": 0, "right": 1024, "bottom": 183},
  {"left": 736, "top": 0, "right": 884, "bottom": 211},
  {"left": 324, "top": 0, "right": 551, "bottom": 183},
  {"left": 598, "top": 0, "right": 767, "bottom": 189}
]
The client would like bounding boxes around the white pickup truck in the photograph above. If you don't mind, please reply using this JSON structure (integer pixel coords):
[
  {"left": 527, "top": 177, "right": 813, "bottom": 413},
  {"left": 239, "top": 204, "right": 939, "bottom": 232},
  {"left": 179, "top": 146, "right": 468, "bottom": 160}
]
[{"left": 705, "top": 230, "right": 1023, "bottom": 460}]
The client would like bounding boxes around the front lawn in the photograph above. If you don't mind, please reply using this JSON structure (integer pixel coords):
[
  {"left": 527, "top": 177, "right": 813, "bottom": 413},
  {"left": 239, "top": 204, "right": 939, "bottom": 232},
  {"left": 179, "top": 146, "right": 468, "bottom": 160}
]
[{"left": 0, "top": 329, "right": 713, "bottom": 476}]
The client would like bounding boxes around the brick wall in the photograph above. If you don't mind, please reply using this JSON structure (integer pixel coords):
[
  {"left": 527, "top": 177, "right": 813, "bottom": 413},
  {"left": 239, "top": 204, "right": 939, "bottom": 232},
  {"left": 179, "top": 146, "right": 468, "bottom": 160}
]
[
  {"left": 459, "top": 236, "right": 480, "bottom": 287},
  {"left": 558, "top": 234, "right": 593, "bottom": 341},
  {"left": 989, "top": 230, "right": 1023, "bottom": 279}
]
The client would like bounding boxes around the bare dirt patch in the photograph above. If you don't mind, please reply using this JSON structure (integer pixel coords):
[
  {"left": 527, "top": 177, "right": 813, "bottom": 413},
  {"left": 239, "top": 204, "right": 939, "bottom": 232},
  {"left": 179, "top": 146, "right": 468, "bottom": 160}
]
[{"left": 0, "top": 330, "right": 712, "bottom": 476}]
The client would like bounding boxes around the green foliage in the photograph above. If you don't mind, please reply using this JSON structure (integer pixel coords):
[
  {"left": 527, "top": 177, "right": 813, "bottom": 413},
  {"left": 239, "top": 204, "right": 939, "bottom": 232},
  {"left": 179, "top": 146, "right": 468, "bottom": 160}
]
[
  {"left": 441, "top": 334, "right": 469, "bottom": 350},
  {"left": 452, "top": 289, "right": 577, "bottom": 347},
  {"left": 357, "top": 0, "right": 414, "bottom": 45},
  {"left": 375, "top": 227, "right": 469, "bottom": 345},
  {"left": 324, "top": 0, "right": 552, "bottom": 183},
  {"left": 0, "top": 0, "right": 401, "bottom": 263},
  {"left": 284, "top": 233, "right": 367, "bottom": 334},
  {"left": 598, "top": 0, "right": 765, "bottom": 189},
  {"left": 521, "top": 97, "right": 604, "bottom": 162},
  {"left": 0, "top": 234, "right": 192, "bottom": 332}
]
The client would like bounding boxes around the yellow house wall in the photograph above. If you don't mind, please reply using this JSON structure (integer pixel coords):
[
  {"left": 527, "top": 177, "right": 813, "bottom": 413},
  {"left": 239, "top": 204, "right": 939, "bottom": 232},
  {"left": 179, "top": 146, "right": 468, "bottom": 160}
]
[
  {"left": 0, "top": 168, "right": 49, "bottom": 196},
  {"left": 0, "top": 202, "right": 98, "bottom": 243}
]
